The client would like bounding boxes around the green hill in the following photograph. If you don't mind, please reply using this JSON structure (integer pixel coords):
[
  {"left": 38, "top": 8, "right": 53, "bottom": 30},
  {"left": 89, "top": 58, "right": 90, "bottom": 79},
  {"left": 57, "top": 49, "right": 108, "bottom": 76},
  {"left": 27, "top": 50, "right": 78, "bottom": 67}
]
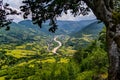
[
  {"left": 0, "top": 20, "right": 108, "bottom": 80},
  {"left": 71, "top": 21, "right": 104, "bottom": 38},
  {"left": 0, "top": 22, "right": 49, "bottom": 44},
  {"left": 0, "top": 19, "right": 101, "bottom": 44},
  {"left": 66, "top": 21, "right": 104, "bottom": 49}
]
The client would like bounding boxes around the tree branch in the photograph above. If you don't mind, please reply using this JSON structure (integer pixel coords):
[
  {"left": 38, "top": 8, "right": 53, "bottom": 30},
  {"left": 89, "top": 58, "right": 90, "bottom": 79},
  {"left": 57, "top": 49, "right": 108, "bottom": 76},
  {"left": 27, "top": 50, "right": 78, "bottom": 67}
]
[{"left": 83, "top": 0, "right": 93, "bottom": 8}]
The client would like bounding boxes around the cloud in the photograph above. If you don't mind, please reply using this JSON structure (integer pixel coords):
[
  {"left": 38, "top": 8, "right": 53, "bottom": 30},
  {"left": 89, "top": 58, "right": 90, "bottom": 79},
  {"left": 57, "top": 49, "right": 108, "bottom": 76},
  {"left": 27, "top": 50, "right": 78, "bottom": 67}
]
[
  {"left": 3, "top": 0, "right": 96, "bottom": 22},
  {"left": 57, "top": 10, "right": 96, "bottom": 21},
  {"left": 3, "top": 0, "right": 23, "bottom": 8},
  {"left": 3, "top": 0, "right": 24, "bottom": 22}
]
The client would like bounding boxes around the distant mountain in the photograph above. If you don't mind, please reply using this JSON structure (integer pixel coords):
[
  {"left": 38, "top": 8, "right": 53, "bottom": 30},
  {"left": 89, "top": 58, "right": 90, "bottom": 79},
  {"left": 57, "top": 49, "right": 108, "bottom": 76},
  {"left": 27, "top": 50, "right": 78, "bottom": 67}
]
[
  {"left": 19, "top": 19, "right": 98, "bottom": 34},
  {"left": 0, "top": 19, "right": 102, "bottom": 44},
  {"left": 54, "top": 19, "right": 98, "bottom": 34},
  {"left": 0, "top": 22, "right": 50, "bottom": 44},
  {"left": 71, "top": 21, "right": 104, "bottom": 38}
]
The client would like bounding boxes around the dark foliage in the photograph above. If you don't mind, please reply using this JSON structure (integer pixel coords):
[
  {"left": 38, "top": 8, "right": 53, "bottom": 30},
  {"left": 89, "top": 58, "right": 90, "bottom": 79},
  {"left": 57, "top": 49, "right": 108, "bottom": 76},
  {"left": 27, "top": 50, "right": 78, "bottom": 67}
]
[
  {"left": 114, "top": 0, "right": 120, "bottom": 12},
  {"left": 0, "top": 2, "right": 20, "bottom": 30},
  {"left": 20, "top": 0, "right": 90, "bottom": 32}
]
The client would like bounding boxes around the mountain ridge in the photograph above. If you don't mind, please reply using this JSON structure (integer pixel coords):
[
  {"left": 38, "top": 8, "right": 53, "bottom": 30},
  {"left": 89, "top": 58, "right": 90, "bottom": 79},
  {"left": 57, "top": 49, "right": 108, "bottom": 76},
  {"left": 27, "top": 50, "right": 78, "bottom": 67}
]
[
  {"left": 71, "top": 21, "right": 104, "bottom": 38},
  {"left": 0, "top": 19, "right": 104, "bottom": 44}
]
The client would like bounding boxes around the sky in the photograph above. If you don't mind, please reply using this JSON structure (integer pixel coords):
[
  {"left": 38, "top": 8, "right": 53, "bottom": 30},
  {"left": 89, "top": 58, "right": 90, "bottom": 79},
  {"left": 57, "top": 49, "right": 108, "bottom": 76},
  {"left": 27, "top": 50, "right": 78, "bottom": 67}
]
[{"left": 3, "top": 0, "right": 96, "bottom": 22}]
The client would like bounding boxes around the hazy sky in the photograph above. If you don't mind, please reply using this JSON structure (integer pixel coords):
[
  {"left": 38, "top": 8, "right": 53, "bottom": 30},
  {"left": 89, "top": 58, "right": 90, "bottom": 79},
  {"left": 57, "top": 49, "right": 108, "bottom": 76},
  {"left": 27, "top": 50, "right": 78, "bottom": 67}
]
[{"left": 4, "top": 0, "right": 96, "bottom": 22}]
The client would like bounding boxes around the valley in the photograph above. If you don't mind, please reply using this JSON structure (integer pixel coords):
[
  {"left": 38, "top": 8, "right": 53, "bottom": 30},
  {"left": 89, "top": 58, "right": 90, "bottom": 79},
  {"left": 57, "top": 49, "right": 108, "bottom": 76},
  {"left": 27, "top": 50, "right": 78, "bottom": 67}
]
[{"left": 0, "top": 19, "right": 108, "bottom": 80}]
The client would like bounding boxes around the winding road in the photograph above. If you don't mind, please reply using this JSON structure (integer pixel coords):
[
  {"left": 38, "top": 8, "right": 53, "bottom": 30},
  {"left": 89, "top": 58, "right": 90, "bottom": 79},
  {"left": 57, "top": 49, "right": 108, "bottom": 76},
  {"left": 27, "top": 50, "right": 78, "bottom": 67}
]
[{"left": 52, "top": 36, "right": 62, "bottom": 54}]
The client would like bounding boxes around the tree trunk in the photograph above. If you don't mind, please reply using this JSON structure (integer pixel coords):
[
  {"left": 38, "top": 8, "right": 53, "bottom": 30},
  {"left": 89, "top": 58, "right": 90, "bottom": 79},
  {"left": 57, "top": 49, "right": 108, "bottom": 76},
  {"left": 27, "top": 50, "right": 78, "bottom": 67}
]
[
  {"left": 106, "top": 23, "right": 120, "bottom": 80},
  {"left": 84, "top": 0, "right": 120, "bottom": 79}
]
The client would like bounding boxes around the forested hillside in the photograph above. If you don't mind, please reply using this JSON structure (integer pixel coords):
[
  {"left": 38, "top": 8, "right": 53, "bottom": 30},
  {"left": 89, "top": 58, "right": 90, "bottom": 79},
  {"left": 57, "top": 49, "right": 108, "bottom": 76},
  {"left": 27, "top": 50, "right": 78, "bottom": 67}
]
[{"left": 0, "top": 20, "right": 107, "bottom": 80}]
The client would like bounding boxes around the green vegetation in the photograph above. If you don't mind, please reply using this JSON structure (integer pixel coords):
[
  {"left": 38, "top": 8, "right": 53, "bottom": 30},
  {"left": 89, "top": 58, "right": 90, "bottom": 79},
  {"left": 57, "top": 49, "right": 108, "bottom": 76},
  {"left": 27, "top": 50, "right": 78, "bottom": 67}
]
[
  {"left": 0, "top": 27, "right": 108, "bottom": 80},
  {"left": 112, "top": 11, "right": 120, "bottom": 24}
]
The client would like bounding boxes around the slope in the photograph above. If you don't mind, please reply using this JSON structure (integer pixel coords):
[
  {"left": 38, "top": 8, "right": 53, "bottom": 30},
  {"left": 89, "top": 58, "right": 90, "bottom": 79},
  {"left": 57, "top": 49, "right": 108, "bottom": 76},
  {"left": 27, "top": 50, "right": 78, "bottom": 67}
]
[{"left": 72, "top": 21, "right": 104, "bottom": 38}]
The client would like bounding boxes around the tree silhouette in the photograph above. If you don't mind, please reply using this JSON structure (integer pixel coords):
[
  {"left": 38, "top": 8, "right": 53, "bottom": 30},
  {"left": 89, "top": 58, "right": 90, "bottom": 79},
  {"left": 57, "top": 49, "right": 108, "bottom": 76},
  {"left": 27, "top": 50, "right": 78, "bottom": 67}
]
[
  {"left": 0, "top": 1, "right": 20, "bottom": 30},
  {"left": 0, "top": 0, "right": 120, "bottom": 80}
]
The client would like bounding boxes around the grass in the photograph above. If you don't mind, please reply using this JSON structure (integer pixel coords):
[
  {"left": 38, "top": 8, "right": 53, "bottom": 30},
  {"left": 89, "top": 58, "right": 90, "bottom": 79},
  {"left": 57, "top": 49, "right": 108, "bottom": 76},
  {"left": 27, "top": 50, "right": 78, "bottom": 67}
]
[
  {"left": 59, "top": 58, "right": 69, "bottom": 63},
  {"left": 76, "top": 71, "right": 94, "bottom": 80},
  {"left": 6, "top": 49, "right": 36, "bottom": 58},
  {"left": 0, "top": 77, "right": 5, "bottom": 80}
]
